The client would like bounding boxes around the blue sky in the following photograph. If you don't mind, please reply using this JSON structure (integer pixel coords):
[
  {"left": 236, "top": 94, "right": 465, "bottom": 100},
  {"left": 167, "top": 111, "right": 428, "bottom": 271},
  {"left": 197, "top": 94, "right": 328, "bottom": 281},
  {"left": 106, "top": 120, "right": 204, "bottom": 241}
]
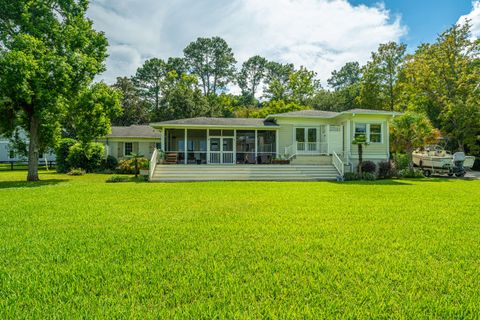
[
  {"left": 88, "top": 0, "right": 480, "bottom": 85},
  {"left": 350, "top": 0, "right": 473, "bottom": 49}
]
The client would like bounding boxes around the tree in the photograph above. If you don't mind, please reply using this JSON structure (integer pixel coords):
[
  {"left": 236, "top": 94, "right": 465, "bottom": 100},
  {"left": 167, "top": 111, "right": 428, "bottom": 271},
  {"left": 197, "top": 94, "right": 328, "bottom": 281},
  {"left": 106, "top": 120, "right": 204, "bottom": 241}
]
[
  {"left": 263, "top": 61, "right": 295, "bottom": 101},
  {"left": 327, "top": 61, "right": 362, "bottom": 110},
  {"left": 234, "top": 100, "right": 307, "bottom": 119},
  {"left": 352, "top": 134, "right": 368, "bottom": 173},
  {"left": 66, "top": 83, "right": 122, "bottom": 144},
  {"left": 133, "top": 58, "right": 167, "bottom": 120},
  {"left": 397, "top": 23, "right": 480, "bottom": 152},
  {"left": 183, "top": 37, "right": 236, "bottom": 96},
  {"left": 0, "top": 0, "right": 111, "bottom": 181},
  {"left": 111, "top": 77, "right": 150, "bottom": 126},
  {"left": 358, "top": 42, "right": 407, "bottom": 111},
  {"left": 162, "top": 71, "right": 210, "bottom": 120},
  {"left": 287, "top": 67, "right": 321, "bottom": 105},
  {"left": 391, "top": 112, "right": 439, "bottom": 168},
  {"left": 237, "top": 55, "right": 268, "bottom": 105},
  {"left": 328, "top": 62, "right": 362, "bottom": 90}
]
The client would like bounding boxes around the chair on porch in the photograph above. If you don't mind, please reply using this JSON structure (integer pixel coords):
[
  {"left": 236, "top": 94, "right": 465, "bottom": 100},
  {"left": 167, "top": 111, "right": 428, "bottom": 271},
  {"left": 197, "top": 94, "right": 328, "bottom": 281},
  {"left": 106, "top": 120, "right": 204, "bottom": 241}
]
[{"left": 165, "top": 153, "right": 178, "bottom": 164}]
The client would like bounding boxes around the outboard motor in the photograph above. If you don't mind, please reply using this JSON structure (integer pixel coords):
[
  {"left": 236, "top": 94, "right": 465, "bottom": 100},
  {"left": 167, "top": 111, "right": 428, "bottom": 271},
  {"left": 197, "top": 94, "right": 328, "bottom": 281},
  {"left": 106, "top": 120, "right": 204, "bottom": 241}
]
[{"left": 452, "top": 152, "right": 466, "bottom": 177}]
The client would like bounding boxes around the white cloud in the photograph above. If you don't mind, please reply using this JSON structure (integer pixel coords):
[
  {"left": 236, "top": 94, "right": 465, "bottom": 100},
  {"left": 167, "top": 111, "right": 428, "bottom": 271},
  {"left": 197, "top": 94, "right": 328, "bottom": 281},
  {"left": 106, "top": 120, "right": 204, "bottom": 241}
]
[
  {"left": 458, "top": 1, "right": 480, "bottom": 39},
  {"left": 88, "top": 0, "right": 406, "bottom": 86}
]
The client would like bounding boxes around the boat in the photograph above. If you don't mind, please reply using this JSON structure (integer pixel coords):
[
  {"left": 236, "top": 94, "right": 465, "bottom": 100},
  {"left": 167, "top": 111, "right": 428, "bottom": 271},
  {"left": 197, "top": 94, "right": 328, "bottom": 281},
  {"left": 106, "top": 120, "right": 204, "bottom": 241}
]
[{"left": 412, "top": 145, "right": 475, "bottom": 177}]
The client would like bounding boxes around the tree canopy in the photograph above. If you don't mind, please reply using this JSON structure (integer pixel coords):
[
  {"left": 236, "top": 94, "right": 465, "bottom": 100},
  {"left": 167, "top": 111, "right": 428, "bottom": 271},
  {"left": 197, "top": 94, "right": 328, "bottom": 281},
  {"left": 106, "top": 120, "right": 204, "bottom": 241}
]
[{"left": 0, "top": 0, "right": 117, "bottom": 181}]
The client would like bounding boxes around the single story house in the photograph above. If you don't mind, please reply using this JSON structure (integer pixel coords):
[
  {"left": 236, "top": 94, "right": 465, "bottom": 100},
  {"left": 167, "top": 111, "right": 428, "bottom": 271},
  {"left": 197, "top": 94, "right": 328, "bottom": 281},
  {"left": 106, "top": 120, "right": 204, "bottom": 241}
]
[
  {"left": 148, "top": 108, "right": 400, "bottom": 181},
  {"left": 98, "top": 125, "right": 161, "bottom": 160},
  {"left": 0, "top": 131, "right": 55, "bottom": 164}
]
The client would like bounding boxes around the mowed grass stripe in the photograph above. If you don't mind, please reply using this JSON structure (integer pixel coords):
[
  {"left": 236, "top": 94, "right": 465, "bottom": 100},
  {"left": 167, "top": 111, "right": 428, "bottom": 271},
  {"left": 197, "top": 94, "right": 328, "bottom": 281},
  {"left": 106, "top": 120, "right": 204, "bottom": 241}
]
[{"left": 0, "top": 171, "right": 479, "bottom": 318}]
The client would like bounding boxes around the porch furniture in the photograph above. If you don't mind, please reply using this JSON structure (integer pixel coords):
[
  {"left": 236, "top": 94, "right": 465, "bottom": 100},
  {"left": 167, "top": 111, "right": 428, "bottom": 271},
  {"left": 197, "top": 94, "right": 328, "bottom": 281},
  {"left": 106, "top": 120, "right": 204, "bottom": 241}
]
[{"left": 165, "top": 153, "right": 178, "bottom": 164}]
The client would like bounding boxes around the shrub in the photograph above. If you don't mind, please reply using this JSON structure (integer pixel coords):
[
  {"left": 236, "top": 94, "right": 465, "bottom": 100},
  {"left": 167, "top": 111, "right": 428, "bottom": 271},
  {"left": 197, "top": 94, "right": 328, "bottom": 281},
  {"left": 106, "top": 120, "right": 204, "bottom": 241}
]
[
  {"left": 101, "top": 155, "right": 118, "bottom": 170},
  {"left": 67, "top": 142, "right": 104, "bottom": 172},
  {"left": 397, "top": 168, "right": 424, "bottom": 178},
  {"left": 344, "top": 172, "right": 360, "bottom": 181},
  {"left": 360, "top": 161, "right": 376, "bottom": 174},
  {"left": 55, "top": 138, "right": 76, "bottom": 173},
  {"left": 393, "top": 153, "right": 410, "bottom": 170},
  {"left": 67, "top": 168, "right": 86, "bottom": 176},
  {"left": 361, "top": 172, "right": 376, "bottom": 181},
  {"left": 106, "top": 175, "right": 131, "bottom": 183},
  {"left": 378, "top": 161, "right": 395, "bottom": 179},
  {"left": 117, "top": 157, "right": 149, "bottom": 174}
]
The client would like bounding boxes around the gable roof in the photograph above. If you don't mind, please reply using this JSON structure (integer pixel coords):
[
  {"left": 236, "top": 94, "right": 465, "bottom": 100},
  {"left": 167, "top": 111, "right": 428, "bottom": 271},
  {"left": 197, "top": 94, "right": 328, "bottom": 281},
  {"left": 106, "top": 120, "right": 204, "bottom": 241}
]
[
  {"left": 267, "top": 108, "right": 400, "bottom": 119},
  {"left": 151, "top": 117, "right": 278, "bottom": 128},
  {"left": 106, "top": 125, "right": 161, "bottom": 139},
  {"left": 267, "top": 110, "right": 340, "bottom": 118}
]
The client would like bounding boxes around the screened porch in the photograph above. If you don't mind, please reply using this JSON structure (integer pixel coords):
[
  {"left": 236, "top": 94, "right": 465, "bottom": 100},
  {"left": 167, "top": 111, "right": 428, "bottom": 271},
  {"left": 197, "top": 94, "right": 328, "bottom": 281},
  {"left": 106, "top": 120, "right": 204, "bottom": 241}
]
[{"left": 163, "top": 128, "right": 278, "bottom": 164}]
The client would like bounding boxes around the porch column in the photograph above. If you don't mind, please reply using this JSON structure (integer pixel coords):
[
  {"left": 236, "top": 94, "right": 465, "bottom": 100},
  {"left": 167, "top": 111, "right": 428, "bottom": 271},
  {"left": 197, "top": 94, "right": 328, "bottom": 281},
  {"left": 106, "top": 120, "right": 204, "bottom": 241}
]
[
  {"left": 254, "top": 130, "right": 258, "bottom": 164},
  {"left": 206, "top": 129, "right": 210, "bottom": 164},
  {"left": 161, "top": 128, "right": 165, "bottom": 151},
  {"left": 326, "top": 124, "right": 330, "bottom": 155},
  {"left": 346, "top": 120, "right": 351, "bottom": 157},
  {"left": 275, "top": 130, "right": 279, "bottom": 156},
  {"left": 234, "top": 130, "right": 237, "bottom": 164},
  {"left": 184, "top": 128, "right": 187, "bottom": 164}
]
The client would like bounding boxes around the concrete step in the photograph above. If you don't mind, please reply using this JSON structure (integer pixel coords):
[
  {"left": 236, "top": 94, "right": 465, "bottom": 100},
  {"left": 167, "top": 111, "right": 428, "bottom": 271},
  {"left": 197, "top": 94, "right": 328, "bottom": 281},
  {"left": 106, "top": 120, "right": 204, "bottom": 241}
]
[{"left": 151, "top": 164, "right": 340, "bottom": 181}]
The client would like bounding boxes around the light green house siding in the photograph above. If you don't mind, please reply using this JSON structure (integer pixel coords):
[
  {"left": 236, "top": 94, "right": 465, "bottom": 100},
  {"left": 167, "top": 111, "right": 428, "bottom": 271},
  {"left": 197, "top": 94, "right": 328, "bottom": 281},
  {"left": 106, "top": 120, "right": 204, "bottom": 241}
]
[{"left": 99, "top": 138, "right": 159, "bottom": 160}]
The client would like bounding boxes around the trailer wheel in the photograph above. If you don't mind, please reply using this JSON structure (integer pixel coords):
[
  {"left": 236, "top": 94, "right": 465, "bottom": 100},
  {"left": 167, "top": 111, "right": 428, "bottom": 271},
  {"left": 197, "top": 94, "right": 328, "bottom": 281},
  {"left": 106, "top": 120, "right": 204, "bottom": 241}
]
[
  {"left": 447, "top": 173, "right": 454, "bottom": 177},
  {"left": 423, "top": 170, "right": 431, "bottom": 177}
]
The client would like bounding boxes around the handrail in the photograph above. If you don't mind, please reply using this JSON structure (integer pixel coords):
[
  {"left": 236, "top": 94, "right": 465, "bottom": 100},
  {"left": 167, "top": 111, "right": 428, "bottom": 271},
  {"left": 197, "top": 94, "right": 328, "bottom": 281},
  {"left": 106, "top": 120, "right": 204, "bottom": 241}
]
[
  {"left": 284, "top": 143, "right": 297, "bottom": 160},
  {"left": 332, "top": 150, "right": 344, "bottom": 177},
  {"left": 149, "top": 148, "right": 159, "bottom": 181}
]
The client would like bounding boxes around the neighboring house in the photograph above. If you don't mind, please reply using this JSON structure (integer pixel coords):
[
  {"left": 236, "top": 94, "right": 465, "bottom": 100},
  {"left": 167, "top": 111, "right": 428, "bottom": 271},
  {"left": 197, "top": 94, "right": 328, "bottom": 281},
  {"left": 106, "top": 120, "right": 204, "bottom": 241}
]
[
  {"left": 0, "top": 131, "right": 55, "bottom": 163},
  {"left": 148, "top": 109, "right": 400, "bottom": 180},
  {"left": 98, "top": 125, "right": 161, "bottom": 160}
]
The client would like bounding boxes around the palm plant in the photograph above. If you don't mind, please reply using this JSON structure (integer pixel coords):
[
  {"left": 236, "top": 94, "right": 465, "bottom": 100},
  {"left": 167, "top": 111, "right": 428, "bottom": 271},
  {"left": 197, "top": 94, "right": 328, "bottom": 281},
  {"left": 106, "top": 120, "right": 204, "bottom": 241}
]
[{"left": 352, "top": 134, "right": 368, "bottom": 173}]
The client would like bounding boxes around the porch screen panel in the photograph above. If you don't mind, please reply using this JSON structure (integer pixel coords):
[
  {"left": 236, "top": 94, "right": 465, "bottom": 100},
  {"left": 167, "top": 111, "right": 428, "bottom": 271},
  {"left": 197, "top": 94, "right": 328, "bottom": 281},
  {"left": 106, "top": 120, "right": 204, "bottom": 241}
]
[
  {"left": 165, "top": 129, "right": 185, "bottom": 164},
  {"left": 236, "top": 130, "right": 255, "bottom": 164},
  {"left": 257, "top": 130, "right": 276, "bottom": 164},
  {"left": 187, "top": 129, "right": 207, "bottom": 164}
]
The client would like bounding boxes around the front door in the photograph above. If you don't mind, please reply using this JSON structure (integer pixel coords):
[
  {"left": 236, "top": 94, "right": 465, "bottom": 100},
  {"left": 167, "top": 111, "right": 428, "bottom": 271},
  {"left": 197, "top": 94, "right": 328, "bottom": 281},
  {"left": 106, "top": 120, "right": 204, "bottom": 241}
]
[{"left": 209, "top": 137, "right": 234, "bottom": 164}]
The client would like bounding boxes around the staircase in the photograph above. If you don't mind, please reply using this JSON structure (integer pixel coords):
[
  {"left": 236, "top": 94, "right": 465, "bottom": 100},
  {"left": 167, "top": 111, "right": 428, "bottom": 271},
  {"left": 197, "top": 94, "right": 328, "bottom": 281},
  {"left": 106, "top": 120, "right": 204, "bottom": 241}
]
[{"left": 150, "top": 165, "right": 340, "bottom": 182}]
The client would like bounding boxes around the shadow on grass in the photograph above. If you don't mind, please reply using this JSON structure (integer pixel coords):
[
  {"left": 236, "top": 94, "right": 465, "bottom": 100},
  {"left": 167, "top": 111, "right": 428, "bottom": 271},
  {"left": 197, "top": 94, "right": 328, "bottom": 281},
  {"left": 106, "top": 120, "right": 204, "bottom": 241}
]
[{"left": 0, "top": 179, "right": 68, "bottom": 189}]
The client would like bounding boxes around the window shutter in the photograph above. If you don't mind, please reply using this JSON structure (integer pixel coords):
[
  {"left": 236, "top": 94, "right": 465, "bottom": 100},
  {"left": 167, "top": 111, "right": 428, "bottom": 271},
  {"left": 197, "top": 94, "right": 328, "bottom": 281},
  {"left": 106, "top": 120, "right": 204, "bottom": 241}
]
[
  {"left": 117, "top": 142, "right": 124, "bottom": 158},
  {"left": 133, "top": 142, "right": 139, "bottom": 154}
]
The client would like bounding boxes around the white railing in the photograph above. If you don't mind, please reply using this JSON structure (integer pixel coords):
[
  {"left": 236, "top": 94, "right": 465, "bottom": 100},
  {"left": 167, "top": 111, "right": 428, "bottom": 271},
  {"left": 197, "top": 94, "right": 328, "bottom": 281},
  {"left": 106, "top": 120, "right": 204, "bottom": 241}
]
[
  {"left": 284, "top": 143, "right": 297, "bottom": 160},
  {"left": 332, "top": 150, "right": 344, "bottom": 177},
  {"left": 149, "top": 148, "right": 159, "bottom": 181}
]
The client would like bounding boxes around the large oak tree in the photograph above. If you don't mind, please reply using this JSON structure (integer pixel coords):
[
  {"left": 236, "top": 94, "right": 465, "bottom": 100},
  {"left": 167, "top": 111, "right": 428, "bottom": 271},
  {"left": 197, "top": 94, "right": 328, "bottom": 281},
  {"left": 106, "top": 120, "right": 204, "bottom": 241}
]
[{"left": 0, "top": 0, "right": 112, "bottom": 181}]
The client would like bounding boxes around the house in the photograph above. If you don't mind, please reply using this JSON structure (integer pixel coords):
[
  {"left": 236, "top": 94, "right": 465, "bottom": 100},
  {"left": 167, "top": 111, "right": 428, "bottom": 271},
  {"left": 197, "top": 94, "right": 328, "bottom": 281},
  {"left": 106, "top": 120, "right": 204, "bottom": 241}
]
[
  {"left": 98, "top": 125, "right": 161, "bottom": 160},
  {"left": 0, "top": 131, "right": 55, "bottom": 164},
  {"left": 148, "top": 108, "right": 399, "bottom": 181}
]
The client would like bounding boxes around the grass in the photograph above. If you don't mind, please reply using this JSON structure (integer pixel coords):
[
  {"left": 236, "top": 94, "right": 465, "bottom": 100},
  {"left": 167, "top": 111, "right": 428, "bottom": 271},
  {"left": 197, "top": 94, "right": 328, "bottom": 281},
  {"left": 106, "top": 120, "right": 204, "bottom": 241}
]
[{"left": 0, "top": 171, "right": 479, "bottom": 318}]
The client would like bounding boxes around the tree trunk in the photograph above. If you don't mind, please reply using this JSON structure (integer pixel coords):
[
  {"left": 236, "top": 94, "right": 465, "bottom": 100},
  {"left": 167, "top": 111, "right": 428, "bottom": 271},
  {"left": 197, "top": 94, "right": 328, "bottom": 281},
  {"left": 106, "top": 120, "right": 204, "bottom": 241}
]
[
  {"left": 27, "top": 113, "right": 40, "bottom": 182},
  {"left": 357, "top": 144, "right": 363, "bottom": 173}
]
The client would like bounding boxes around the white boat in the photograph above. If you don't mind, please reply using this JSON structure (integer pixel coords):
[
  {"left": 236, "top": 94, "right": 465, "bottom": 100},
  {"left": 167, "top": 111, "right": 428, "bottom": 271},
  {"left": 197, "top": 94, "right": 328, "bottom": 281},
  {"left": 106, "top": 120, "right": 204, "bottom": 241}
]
[
  {"left": 412, "top": 145, "right": 475, "bottom": 177},
  {"left": 412, "top": 145, "right": 453, "bottom": 169}
]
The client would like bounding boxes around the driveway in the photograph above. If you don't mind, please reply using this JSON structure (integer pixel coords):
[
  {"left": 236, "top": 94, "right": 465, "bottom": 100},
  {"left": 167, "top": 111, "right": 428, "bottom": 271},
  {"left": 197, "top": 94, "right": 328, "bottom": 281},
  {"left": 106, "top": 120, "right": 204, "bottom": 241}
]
[{"left": 465, "top": 170, "right": 480, "bottom": 180}]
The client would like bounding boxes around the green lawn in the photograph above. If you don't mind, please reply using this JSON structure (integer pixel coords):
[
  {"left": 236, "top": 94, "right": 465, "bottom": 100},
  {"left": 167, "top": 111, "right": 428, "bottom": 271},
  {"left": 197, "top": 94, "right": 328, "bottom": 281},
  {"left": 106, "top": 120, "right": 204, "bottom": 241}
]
[{"left": 0, "top": 171, "right": 479, "bottom": 318}]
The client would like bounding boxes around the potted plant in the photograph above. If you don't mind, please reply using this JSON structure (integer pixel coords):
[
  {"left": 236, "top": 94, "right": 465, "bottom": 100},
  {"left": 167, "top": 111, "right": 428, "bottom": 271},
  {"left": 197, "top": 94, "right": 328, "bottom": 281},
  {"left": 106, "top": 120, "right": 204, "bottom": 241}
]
[{"left": 272, "top": 155, "right": 290, "bottom": 164}]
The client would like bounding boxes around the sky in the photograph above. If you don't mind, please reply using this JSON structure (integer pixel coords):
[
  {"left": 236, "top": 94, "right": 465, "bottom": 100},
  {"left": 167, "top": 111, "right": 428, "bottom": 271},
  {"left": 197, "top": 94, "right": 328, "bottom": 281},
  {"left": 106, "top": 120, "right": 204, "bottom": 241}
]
[{"left": 87, "top": 0, "right": 480, "bottom": 87}]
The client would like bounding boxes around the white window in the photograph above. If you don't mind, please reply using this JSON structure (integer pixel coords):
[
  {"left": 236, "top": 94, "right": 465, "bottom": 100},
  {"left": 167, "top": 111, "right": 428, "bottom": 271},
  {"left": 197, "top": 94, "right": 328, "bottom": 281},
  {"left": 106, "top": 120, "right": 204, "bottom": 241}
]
[
  {"left": 369, "top": 124, "right": 382, "bottom": 143},
  {"left": 354, "top": 123, "right": 367, "bottom": 140},
  {"left": 354, "top": 123, "right": 382, "bottom": 143},
  {"left": 124, "top": 142, "right": 133, "bottom": 156}
]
